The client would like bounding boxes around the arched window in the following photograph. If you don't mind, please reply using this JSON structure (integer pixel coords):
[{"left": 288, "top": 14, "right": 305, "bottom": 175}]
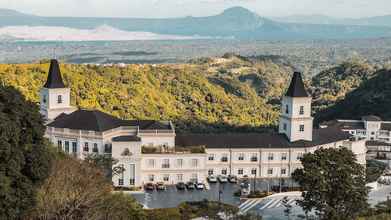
[
  {"left": 93, "top": 143, "right": 99, "bottom": 153},
  {"left": 104, "top": 144, "right": 112, "bottom": 154},
  {"left": 57, "top": 95, "right": 62, "bottom": 104}
]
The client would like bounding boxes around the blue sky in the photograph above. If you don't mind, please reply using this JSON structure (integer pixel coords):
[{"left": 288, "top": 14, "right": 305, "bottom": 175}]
[{"left": 1, "top": 0, "right": 390, "bottom": 18}]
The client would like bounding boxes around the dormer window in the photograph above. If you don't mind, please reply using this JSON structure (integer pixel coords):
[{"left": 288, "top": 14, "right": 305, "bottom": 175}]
[
  {"left": 299, "top": 106, "right": 304, "bottom": 115},
  {"left": 57, "top": 95, "right": 62, "bottom": 104}
]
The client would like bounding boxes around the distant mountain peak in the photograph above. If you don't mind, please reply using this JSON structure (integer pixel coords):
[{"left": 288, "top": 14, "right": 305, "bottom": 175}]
[
  {"left": 220, "top": 7, "right": 258, "bottom": 18},
  {"left": 0, "top": 8, "right": 33, "bottom": 17}
]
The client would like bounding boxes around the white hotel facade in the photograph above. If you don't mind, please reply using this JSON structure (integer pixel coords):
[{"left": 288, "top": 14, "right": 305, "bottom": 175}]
[{"left": 41, "top": 60, "right": 366, "bottom": 187}]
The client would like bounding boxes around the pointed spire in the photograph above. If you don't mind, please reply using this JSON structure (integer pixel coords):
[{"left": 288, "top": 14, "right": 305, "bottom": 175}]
[
  {"left": 43, "top": 59, "right": 66, "bottom": 89},
  {"left": 285, "top": 72, "right": 309, "bottom": 97}
]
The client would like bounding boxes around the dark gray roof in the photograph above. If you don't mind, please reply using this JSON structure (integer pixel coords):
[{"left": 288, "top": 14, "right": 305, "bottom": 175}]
[
  {"left": 43, "top": 59, "right": 66, "bottom": 89},
  {"left": 329, "top": 120, "right": 365, "bottom": 130},
  {"left": 366, "top": 141, "right": 391, "bottom": 147},
  {"left": 112, "top": 136, "right": 141, "bottom": 142},
  {"left": 47, "top": 109, "right": 172, "bottom": 132},
  {"left": 176, "top": 127, "right": 351, "bottom": 149},
  {"left": 362, "top": 115, "right": 382, "bottom": 122},
  {"left": 381, "top": 123, "right": 391, "bottom": 131},
  {"left": 285, "top": 72, "right": 309, "bottom": 98}
]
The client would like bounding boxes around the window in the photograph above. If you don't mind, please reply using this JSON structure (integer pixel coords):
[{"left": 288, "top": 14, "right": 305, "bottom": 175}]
[
  {"left": 72, "top": 142, "right": 77, "bottom": 153},
  {"left": 43, "top": 95, "right": 47, "bottom": 104},
  {"left": 191, "top": 159, "right": 198, "bottom": 168},
  {"left": 83, "top": 142, "right": 89, "bottom": 152},
  {"left": 371, "top": 132, "right": 375, "bottom": 135},
  {"left": 251, "top": 153, "right": 258, "bottom": 162},
  {"left": 191, "top": 174, "right": 198, "bottom": 182},
  {"left": 148, "top": 175, "right": 155, "bottom": 182},
  {"left": 238, "top": 169, "right": 244, "bottom": 175},
  {"left": 268, "top": 153, "right": 274, "bottom": 161},
  {"left": 297, "top": 152, "right": 303, "bottom": 160},
  {"left": 208, "top": 154, "right": 215, "bottom": 161},
  {"left": 65, "top": 141, "right": 69, "bottom": 152},
  {"left": 93, "top": 143, "right": 98, "bottom": 153},
  {"left": 281, "top": 168, "right": 287, "bottom": 175},
  {"left": 57, "top": 95, "right": 62, "bottom": 104},
  {"left": 162, "top": 159, "right": 170, "bottom": 168},
  {"left": 299, "top": 106, "right": 304, "bottom": 115},
  {"left": 208, "top": 169, "right": 214, "bottom": 175},
  {"left": 104, "top": 144, "right": 112, "bottom": 153},
  {"left": 267, "top": 168, "right": 273, "bottom": 175},
  {"left": 221, "top": 154, "right": 228, "bottom": 162},
  {"left": 299, "top": 125, "right": 305, "bottom": 132},
  {"left": 163, "top": 174, "right": 169, "bottom": 182},
  {"left": 251, "top": 168, "right": 257, "bottom": 175},
  {"left": 281, "top": 153, "right": 287, "bottom": 161},
  {"left": 177, "top": 174, "right": 183, "bottom": 181},
  {"left": 57, "top": 140, "right": 62, "bottom": 151},
  {"left": 176, "top": 159, "right": 183, "bottom": 168},
  {"left": 118, "top": 179, "right": 124, "bottom": 186},
  {"left": 285, "top": 105, "right": 289, "bottom": 114},
  {"left": 238, "top": 153, "right": 244, "bottom": 161},
  {"left": 221, "top": 169, "right": 227, "bottom": 175},
  {"left": 283, "top": 123, "right": 287, "bottom": 131},
  {"left": 147, "top": 159, "right": 155, "bottom": 168}
]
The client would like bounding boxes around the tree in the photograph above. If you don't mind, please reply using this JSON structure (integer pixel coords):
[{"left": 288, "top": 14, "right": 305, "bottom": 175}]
[
  {"left": 0, "top": 85, "right": 53, "bottom": 218},
  {"left": 30, "top": 156, "right": 145, "bottom": 220},
  {"left": 282, "top": 196, "right": 292, "bottom": 220},
  {"left": 292, "top": 147, "right": 369, "bottom": 220}
]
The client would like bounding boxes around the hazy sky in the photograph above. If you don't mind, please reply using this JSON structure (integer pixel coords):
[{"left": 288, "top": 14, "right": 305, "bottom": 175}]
[{"left": 1, "top": 0, "right": 390, "bottom": 18}]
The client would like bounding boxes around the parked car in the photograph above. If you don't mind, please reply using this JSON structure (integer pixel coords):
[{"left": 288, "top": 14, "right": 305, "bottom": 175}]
[
  {"left": 228, "top": 175, "right": 238, "bottom": 183},
  {"left": 218, "top": 175, "right": 228, "bottom": 183},
  {"left": 186, "top": 181, "right": 196, "bottom": 190},
  {"left": 207, "top": 175, "right": 218, "bottom": 183},
  {"left": 195, "top": 181, "right": 205, "bottom": 190},
  {"left": 176, "top": 182, "right": 186, "bottom": 190},
  {"left": 144, "top": 182, "right": 155, "bottom": 191},
  {"left": 156, "top": 182, "right": 166, "bottom": 190}
]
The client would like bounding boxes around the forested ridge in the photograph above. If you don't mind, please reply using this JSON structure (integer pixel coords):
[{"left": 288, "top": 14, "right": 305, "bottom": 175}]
[{"left": 0, "top": 55, "right": 390, "bottom": 133}]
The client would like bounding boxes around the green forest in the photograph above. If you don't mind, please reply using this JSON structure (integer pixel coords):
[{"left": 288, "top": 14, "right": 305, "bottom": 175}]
[{"left": 0, "top": 55, "right": 390, "bottom": 133}]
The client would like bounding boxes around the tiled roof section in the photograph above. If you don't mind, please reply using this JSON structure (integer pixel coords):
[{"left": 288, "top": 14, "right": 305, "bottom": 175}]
[
  {"left": 362, "top": 115, "right": 382, "bottom": 122},
  {"left": 43, "top": 59, "right": 66, "bottom": 88},
  {"left": 285, "top": 72, "right": 309, "bottom": 98},
  {"left": 112, "top": 136, "right": 141, "bottom": 142},
  {"left": 176, "top": 127, "right": 351, "bottom": 149},
  {"left": 47, "top": 109, "right": 173, "bottom": 132},
  {"left": 366, "top": 141, "right": 391, "bottom": 146},
  {"left": 381, "top": 123, "right": 391, "bottom": 131},
  {"left": 329, "top": 120, "right": 365, "bottom": 130}
]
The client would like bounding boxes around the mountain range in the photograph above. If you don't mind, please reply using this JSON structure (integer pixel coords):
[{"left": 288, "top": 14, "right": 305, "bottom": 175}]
[{"left": 0, "top": 7, "right": 391, "bottom": 40}]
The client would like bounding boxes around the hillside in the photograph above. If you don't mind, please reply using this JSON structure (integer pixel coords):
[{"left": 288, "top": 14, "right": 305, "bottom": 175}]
[
  {"left": 0, "top": 7, "right": 391, "bottom": 40},
  {"left": 315, "top": 69, "right": 391, "bottom": 123},
  {"left": 0, "top": 57, "right": 292, "bottom": 133},
  {"left": 311, "top": 61, "right": 378, "bottom": 112}
]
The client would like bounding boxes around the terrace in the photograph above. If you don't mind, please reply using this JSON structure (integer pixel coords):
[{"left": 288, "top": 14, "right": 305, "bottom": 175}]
[{"left": 141, "top": 145, "right": 206, "bottom": 154}]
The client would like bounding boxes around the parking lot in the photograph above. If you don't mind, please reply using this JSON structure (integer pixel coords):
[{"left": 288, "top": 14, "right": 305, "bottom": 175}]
[{"left": 131, "top": 178, "right": 298, "bottom": 209}]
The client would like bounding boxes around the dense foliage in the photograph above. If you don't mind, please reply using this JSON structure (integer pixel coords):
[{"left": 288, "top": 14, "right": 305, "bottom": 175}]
[
  {"left": 0, "top": 85, "right": 53, "bottom": 219},
  {"left": 30, "top": 156, "right": 145, "bottom": 220},
  {"left": 0, "top": 56, "right": 293, "bottom": 133},
  {"left": 315, "top": 69, "right": 391, "bottom": 123},
  {"left": 311, "top": 60, "right": 377, "bottom": 112},
  {"left": 292, "top": 147, "right": 369, "bottom": 220}
]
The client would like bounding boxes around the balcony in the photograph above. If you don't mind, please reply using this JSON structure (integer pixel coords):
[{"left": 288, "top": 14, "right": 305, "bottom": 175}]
[
  {"left": 251, "top": 157, "right": 258, "bottom": 162},
  {"left": 142, "top": 145, "right": 205, "bottom": 154},
  {"left": 221, "top": 157, "right": 228, "bottom": 162}
]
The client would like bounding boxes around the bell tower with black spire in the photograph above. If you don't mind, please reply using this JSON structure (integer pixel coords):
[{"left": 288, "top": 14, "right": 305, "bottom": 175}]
[
  {"left": 40, "top": 59, "right": 76, "bottom": 121},
  {"left": 278, "top": 72, "right": 313, "bottom": 142}
]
